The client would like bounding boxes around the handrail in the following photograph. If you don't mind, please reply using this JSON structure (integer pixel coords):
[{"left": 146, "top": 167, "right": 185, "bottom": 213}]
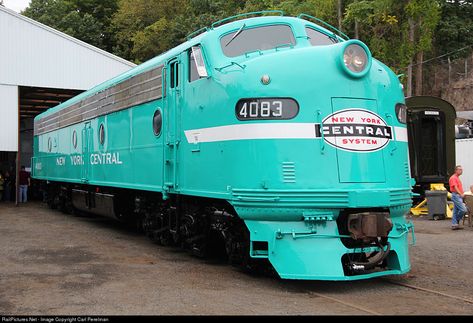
[
  {"left": 297, "top": 13, "right": 350, "bottom": 40},
  {"left": 275, "top": 43, "right": 294, "bottom": 51},
  {"left": 187, "top": 12, "right": 350, "bottom": 42},
  {"left": 186, "top": 27, "right": 210, "bottom": 41},
  {"left": 211, "top": 10, "right": 285, "bottom": 29},
  {"left": 214, "top": 61, "right": 246, "bottom": 72},
  {"left": 244, "top": 49, "right": 263, "bottom": 58}
]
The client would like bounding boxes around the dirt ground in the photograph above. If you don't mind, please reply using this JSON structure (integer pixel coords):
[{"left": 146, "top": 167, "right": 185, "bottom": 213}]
[{"left": 1, "top": 201, "right": 473, "bottom": 315}]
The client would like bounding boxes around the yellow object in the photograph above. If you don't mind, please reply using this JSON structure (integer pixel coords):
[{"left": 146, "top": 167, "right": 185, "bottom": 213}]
[
  {"left": 410, "top": 199, "right": 428, "bottom": 216},
  {"left": 410, "top": 183, "right": 452, "bottom": 218}
]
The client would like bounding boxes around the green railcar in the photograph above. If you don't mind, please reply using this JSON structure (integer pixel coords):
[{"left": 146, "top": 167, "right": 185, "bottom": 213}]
[{"left": 32, "top": 13, "right": 414, "bottom": 280}]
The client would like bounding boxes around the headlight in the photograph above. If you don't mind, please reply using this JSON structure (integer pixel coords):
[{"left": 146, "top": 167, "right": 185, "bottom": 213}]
[
  {"left": 395, "top": 103, "right": 407, "bottom": 124},
  {"left": 340, "top": 41, "right": 371, "bottom": 77},
  {"left": 344, "top": 44, "right": 368, "bottom": 73}
]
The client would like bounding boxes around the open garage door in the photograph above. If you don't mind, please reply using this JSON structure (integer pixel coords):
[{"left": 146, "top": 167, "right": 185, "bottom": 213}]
[{"left": 15, "top": 86, "right": 83, "bottom": 204}]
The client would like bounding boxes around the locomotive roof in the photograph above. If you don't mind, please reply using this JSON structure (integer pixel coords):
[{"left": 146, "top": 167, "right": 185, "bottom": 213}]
[{"left": 35, "top": 16, "right": 341, "bottom": 122}]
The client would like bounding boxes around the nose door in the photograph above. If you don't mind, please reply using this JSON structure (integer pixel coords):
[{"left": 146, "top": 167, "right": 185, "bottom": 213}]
[{"left": 328, "top": 98, "right": 388, "bottom": 183}]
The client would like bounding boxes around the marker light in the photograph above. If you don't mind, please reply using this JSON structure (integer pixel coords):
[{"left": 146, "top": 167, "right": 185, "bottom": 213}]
[
  {"left": 261, "top": 74, "right": 271, "bottom": 85},
  {"left": 395, "top": 103, "right": 407, "bottom": 124}
]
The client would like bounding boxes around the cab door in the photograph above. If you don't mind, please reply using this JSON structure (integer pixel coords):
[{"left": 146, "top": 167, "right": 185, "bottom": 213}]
[{"left": 163, "top": 57, "right": 182, "bottom": 192}]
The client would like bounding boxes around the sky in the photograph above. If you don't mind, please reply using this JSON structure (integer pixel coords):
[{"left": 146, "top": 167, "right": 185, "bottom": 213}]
[{"left": 3, "top": 0, "right": 31, "bottom": 13}]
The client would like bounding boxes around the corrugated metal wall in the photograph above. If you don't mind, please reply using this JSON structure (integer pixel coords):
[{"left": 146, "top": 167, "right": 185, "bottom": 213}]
[
  {"left": 455, "top": 139, "right": 473, "bottom": 191},
  {"left": 0, "top": 6, "right": 134, "bottom": 90},
  {"left": 0, "top": 84, "right": 18, "bottom": 151}
]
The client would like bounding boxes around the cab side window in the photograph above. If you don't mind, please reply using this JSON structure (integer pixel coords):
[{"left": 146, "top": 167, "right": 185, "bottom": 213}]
[
  {"left": 306, "top": 27, "right": 338, "bottom": 46},
  {"left": 188, "top": 45, "right": 208, "bottom": 82}
]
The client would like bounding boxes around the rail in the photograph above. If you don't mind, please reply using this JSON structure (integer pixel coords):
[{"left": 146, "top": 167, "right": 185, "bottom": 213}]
[
  {"left": 185, "top": 11, "right": 351, "bottom": 44},
  {"left": 186, "top": 27, "right": 210, "bottom": 41},
  {"left": 211, "top": 10, "right": 285, "bottom": 29},
  {"left": 297, "top": 13, "right": 350, "bottom": 40}
]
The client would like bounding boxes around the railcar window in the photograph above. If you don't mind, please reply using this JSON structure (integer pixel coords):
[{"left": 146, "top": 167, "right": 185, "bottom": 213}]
[
  {"left": 220, "top": 25, "right": 296, "bottom": 57},
  {"left": 152, "top": 109, "right": 162, "bottom": 136},
  {"left": 305, "top": 27, "right": 338, "bottom": 46},
  {"left": 99, "top": 124, "right": 105, "bottom": 145},
  {"left": 189, "top": 46, "right": 208, "bottom": 82},
  {"left": 72, "top": 130, "right": 77, "bottom": 149}
]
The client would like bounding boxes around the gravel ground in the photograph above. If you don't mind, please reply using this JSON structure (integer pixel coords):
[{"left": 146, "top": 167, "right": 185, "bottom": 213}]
[{"left": 0, "top": 201, "right": 473, "bottom": 315}]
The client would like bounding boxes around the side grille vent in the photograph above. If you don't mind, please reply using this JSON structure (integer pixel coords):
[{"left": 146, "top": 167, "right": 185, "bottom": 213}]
[
  {"left": 404, "top": 162, "right": 410, "bottom": 182},
  {"left": 282, "top": 162, "right": 296, "bottom": 184}
]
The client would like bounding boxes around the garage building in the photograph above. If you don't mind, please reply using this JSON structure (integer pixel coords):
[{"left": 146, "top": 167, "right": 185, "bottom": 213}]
[{"left": 0, "top": 5, "right": 135, "bottom": 203}]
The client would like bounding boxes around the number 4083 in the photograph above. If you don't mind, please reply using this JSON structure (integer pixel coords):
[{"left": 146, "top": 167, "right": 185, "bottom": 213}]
[{"left": 235, "top": 98, "right": 299, "bottom": 120}]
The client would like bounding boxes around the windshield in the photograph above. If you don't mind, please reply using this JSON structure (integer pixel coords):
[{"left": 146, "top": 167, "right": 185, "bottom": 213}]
[{"left": 220, "top": 25, "right": 296, "bottom": 57}]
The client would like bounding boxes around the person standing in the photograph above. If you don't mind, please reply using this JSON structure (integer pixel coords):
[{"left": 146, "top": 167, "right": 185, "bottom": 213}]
[
  {"left": 3, "top": 171, "right": 11, "bottom": 202},
  {"left": 19, "top": 166, "right": 31, "bottom": 203},
  {"left": 0, "top": 171, "right": 4, "bottom": 202},
  {"left": 449, "top": 165, "right": 467, "bottom": 230}
]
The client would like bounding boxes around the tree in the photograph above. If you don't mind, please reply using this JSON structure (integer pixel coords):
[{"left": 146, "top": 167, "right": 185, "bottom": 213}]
[
  {"left": 433, "top": 0, "right": 473, "bottom": 60},
  {"left": 21, "top": 0, "right": 459, "bottom": 88},
  {"left": 22, "top": 0, "right": 119, "bottom": 52},
  {"left": 405, "top": 0, "right": 441, "bottom": 95},
  {"left": 111, "top": 0, "right": 247, "bottom": 63},
  {"left": 344, "top": 0, "right": 440, "bottom": 95},
  {"left": 242, "top": 0, "right": 338, "bottom": 26},
  {"left": 110, "top": 0, "right": 189, "bottom": 63}
]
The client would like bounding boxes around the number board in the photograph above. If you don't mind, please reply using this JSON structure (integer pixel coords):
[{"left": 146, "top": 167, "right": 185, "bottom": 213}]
[{"left": 235, "top": 98, "right": 299, "bottom": 121}]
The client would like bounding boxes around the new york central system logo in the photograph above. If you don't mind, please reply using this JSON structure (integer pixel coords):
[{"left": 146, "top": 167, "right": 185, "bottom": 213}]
[{"left": 321, "top": 108, "right": 393, "bottom": 152}]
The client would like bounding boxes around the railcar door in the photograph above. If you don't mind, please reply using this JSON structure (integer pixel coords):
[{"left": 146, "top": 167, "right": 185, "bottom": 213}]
[
  {"left": 163, "top": 57, "right": 182, "bottom": 192},
  {"left": 81, "top": 122, "right": 92, "bottom": 183}
]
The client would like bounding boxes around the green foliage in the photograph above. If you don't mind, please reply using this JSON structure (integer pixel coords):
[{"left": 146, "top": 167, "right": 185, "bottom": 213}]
[
  {"left": 434, "top": 0, "right": 473, "bottom": 59},
  {"left": 111, "top": 0, "right": 248, "bottom": 63},
  {"left": 21, "top": 0, "right": 470, "bottom": 76},
  {"left": 22, "top": 0, "right": 119, "bottom": 52},
  {"left": 242, "top": 0, "right": 338, "bottom": 25},
  {"left": 344, "top": 0, "right": 441, "bottom": 74}
]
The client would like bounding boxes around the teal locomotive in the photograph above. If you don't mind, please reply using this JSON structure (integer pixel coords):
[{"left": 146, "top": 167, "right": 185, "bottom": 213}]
[{"left": 32, "top": 12, "right": 415, "bottom": 280}]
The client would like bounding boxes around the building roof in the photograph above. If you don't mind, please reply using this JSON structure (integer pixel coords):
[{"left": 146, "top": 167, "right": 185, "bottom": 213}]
[{"left": 0, "top": 5, "right": 135, "bottom": 90}]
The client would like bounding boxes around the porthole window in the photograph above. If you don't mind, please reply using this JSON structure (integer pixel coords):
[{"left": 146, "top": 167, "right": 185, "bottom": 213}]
[
  {"left": 72, "top": 130, "right": 78, "bottom": 149},
  {"left": 153, "top": 109, "right": 162, "bottom": 136},
  {"left": 99, "top": 124, "right": 105, "bottom": 145},
  {"left": 47, "top": 137, "right": 52, "bottom": 152}
]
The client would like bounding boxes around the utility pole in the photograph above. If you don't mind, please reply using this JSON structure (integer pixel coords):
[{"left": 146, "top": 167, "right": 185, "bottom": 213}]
[
  {"left": 338, "top": 0, "right": 343, "bottom": 32},
  {"left": 407, "top": 18, "right": 415, "bottom": 97},
  {"left": 415, "top": 50, "right": 424, "bottom": 96}
]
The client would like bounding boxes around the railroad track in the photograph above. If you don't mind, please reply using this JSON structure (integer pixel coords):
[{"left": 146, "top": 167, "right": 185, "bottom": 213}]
[
  {"left": 306, "top": 290, "right": 382, "bottom": 315},
  {"left": 302, "top": 278, "right": 473, "bottom": 315},
  {"left": 384, "top": 279, "right": 473, "bottom": 305}
]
